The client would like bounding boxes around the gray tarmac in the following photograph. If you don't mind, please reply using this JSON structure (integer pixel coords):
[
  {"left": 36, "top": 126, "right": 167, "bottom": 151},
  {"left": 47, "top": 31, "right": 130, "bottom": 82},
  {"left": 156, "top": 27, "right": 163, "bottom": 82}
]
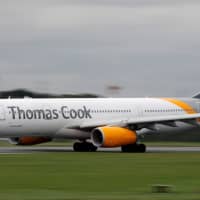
[{"left": 0, "top": 146, "right": 200, "bottom": 154}]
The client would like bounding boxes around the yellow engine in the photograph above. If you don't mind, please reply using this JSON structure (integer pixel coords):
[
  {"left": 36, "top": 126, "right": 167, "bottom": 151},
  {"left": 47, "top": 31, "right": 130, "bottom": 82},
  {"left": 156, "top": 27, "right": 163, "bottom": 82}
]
[{"left": 91, "top": 126, "right": 137, "bottom": 147}]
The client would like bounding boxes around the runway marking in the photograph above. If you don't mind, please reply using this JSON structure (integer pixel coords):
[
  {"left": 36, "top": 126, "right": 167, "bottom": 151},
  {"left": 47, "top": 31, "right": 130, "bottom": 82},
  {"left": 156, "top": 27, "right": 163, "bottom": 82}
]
[
  {"left": 0, "top": 153, "right": 31, "bottom": 155},
  {"left": 0, "top": 146, "right": 200, "bottom": 153}
]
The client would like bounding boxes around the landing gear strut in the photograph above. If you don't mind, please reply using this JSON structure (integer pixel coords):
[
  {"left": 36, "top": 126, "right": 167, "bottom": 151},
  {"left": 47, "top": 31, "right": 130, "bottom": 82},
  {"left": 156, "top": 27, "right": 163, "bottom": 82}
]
[
  {"left": 121, "top": 143, "right": 146, "bottom": 153},
  {"left": 73, "top": 142, "right": 97, "bottom": 152}
]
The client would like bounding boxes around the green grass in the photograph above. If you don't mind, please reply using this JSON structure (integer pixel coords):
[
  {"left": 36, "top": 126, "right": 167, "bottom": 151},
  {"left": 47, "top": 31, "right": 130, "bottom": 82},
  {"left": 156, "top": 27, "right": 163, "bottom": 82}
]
[
  {"left": 0, "top": 152, "right": 200, "bottom": 199},
  {"left": 145, "top": 141, "right": 200, "bottom": 147}
]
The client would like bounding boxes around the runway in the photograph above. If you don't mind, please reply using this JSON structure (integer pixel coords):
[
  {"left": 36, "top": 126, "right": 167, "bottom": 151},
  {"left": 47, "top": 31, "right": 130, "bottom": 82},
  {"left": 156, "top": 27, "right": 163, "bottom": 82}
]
[{"left": 0, "top": 146, "right": 200, "bottom": 154}]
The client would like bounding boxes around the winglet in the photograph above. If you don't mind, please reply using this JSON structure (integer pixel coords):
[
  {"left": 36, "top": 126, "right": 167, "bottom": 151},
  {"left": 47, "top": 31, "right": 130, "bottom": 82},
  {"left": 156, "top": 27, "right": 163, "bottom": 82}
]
[{"left": 192, "top": 92, "right": 200, "bottom": 99}]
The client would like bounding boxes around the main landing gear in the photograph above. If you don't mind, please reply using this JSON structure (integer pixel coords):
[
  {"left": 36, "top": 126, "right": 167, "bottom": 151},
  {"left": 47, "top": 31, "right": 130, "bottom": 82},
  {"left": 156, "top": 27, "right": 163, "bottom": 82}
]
[
  {"left": 121, "top": 143, "right": 146, "bottom": 153},
  {"left": 73, "top": 142, "right": 98, "bottom": 152},
  {"left": 73, "top": 142, "right": 146, "bottom": 153}
]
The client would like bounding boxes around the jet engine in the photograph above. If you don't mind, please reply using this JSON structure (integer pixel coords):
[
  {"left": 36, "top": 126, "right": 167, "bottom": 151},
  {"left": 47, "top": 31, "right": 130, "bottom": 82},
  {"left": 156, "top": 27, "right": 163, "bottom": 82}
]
[
  {"left": 91, "top": 126, "right": 137, "bottom": 147},
  {"left": 9, "top": 136, "right": 52, "bottom": 145}
]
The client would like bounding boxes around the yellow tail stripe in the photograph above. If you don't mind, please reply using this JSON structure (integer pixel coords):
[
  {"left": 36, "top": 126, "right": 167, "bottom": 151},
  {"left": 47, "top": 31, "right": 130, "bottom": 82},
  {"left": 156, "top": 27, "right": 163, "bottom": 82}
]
[{"left": 162, "top": 98, "right": 197, "bottom": 114}]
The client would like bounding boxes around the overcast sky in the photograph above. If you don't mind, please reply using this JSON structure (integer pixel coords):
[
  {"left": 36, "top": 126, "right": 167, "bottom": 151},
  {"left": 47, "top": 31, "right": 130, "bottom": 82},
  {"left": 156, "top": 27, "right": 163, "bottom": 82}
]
[{"left": 0, "top": 0, "right": 200, "bottom": 97}]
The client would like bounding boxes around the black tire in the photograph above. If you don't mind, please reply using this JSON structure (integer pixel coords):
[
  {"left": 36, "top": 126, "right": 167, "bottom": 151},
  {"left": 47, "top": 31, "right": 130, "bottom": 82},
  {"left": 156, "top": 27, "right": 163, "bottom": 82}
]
[
  {"left": 88, "top": 143, "right": 98, "bottom": 152},
  {"left": 121, "top": 144, "right": 136, "bottom": 153},
  {"left": 73, "top": 142, "right": 84, "bottom": 152},
  {"left": 73, "top": 142, "right": 97, "bottom": 152},
  {"left": 73, "top": 142, "right": 80, "bottom": 151},
  {"left": 121, "top": 145, "right": 129, "bottom": 152},
  {"left": 138, "top": 144, "right": 146, "bottom": 153},
  {"left": 121, "top": 144, "right": 146, "bottom": 153}
]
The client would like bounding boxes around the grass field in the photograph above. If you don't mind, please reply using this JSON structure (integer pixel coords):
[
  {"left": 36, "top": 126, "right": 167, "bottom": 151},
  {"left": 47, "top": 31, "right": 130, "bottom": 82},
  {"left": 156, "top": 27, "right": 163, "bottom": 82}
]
[{"left": 0, "top": 152, "right": 200, "bottom": 200}]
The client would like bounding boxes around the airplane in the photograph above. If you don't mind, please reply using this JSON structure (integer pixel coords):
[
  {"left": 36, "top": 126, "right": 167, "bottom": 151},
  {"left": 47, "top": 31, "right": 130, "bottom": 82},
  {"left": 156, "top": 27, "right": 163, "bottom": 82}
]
[{"left": 0, "top": 93, "right": 200, "bottom": 153}]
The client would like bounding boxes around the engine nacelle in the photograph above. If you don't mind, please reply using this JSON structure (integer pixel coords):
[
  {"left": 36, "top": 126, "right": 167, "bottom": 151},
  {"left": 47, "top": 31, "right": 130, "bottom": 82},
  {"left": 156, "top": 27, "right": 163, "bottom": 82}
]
[
  {"left": 91, "top": 126, "right": 137, "bottom": 147},
  {"left": 9, "top": 136, "right": 52, "bottom": 145}
]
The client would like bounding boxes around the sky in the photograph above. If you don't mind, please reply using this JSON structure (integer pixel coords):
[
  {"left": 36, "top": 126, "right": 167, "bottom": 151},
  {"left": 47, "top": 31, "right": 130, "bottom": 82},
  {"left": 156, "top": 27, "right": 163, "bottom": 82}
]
[{"left": 0, "top": 0, "right": 200, "bottom": 97}]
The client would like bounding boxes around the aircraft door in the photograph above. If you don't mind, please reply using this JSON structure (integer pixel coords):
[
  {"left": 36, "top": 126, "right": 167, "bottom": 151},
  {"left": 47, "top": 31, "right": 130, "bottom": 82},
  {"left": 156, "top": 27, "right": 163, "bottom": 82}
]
[
  {"left": 0, "top": 106, "right": 5, "bottom": 120},
  {"left": 196, "top": 101, "right": 200, "bottom": 113}
]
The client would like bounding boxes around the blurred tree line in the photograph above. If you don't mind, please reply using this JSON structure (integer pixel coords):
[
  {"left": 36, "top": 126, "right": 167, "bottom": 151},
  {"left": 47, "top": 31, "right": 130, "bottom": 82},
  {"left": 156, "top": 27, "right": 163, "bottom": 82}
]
[{"left": 0, "top": 89, "right": 99, "bottom": 98}]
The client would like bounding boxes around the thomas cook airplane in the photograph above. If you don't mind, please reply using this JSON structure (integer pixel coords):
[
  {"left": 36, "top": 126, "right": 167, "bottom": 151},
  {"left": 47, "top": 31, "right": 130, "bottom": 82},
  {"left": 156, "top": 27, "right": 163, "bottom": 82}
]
[{"left": 0, "top": 94, "right": 200, "bottom": 152}]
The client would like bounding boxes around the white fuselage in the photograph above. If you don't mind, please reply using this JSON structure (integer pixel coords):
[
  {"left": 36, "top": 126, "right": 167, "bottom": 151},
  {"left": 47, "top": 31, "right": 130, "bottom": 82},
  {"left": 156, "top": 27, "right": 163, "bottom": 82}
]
[{"left": 0, "top": 98, "right": 199, "bottom": 139}]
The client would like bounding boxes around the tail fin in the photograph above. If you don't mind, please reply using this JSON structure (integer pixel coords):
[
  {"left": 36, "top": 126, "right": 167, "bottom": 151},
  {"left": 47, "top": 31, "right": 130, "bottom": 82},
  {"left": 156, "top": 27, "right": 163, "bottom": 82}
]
[{"left": 192, "top": 92, "right": 200, "bottom": 99}]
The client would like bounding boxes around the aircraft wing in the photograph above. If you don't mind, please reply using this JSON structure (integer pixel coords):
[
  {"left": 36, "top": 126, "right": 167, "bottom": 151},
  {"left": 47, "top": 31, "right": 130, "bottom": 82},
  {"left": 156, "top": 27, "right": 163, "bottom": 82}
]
[{"left": 79, "top": 113, "right": 200, "bottom": 130}]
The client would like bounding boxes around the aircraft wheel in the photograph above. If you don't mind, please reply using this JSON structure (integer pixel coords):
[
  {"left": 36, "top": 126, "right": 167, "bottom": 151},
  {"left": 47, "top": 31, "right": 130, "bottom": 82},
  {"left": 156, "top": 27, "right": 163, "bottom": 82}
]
[
  {"left": 73, "top": 142, "right": 97, "bottom": 152},
  {"left": 121, "top": 144, "right": 136, "bottom": 152},
  {"left": 73, "top": 142, "right": 82, "bottom": 151},
  {"left": 138, "top": 144, "right": 146, "bottom": 153},
  {"left": 87, "top": 143, "right": 98, "bottom": 152},
  {"left": 121, "top": 143, "right": 146, "bottom": 153}
]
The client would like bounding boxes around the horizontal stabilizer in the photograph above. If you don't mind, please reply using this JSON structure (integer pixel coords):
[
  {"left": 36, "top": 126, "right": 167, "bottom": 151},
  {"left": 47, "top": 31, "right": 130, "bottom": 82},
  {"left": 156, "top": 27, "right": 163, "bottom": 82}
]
[{"left": 192, "top": 92, "right": 200, "bottom": 99}]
